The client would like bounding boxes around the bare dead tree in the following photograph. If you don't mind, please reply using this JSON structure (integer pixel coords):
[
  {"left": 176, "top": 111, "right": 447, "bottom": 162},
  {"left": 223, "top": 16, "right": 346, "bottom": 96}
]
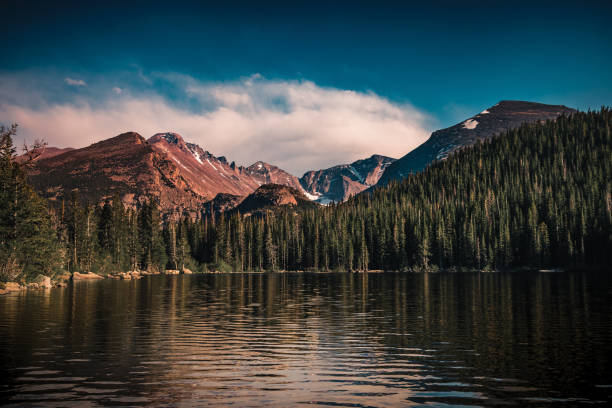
[{"left": 20, "top": 139, "right": 48, "bottom": 168}]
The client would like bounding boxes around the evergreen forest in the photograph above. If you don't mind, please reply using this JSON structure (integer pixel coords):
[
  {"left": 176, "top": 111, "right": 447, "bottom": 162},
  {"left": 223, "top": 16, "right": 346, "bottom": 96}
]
[{"left": 1, "top": 109, "right": 611, "bottom": 282}]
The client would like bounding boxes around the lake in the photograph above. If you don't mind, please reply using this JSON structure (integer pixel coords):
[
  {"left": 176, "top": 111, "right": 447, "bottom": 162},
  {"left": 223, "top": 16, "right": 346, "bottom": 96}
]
[{"left": 1, "top": 272, "right": 611, "bottom": 407}]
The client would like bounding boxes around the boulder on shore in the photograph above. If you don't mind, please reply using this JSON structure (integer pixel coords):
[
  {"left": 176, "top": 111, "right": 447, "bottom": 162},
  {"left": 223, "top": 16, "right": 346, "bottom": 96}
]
[
  {"left": 164, "top": 269, "right": 180, "bottom": 275},
  {"left": 181, "top": 268, "right": 193, "bottom": 274},
  {"left": 72, "top": 272, "right": 104, "bottom": 280},
  {"left": 33, "top": 274, "right": 52, "bottom": 289},
  {"left": 0, "top": 281, "right": 25, "bottom": 294}
]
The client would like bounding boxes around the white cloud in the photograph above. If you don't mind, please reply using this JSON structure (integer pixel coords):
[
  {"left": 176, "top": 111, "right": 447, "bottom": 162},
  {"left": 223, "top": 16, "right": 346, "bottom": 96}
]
[
  {"left": 112, "top": 86, "right": 123, "bottom": 94},
  {"left": 1, "top": 74, "right": 431, "bottom": 175},
  {"left": 64, "top": 77, "right": 86, "bottom": 86}
]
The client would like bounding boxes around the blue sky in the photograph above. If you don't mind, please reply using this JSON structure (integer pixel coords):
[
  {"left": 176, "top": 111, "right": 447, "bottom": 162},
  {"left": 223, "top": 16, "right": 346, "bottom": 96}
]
[{"left": 1, "top": 0, "right": 611, "bottom": 174}]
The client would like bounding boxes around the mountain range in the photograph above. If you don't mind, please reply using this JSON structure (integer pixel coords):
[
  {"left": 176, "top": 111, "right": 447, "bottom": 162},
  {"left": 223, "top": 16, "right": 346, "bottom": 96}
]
[
  {"left": 300, "top": 154, "right": 395, "bottom": 203},
  {"left": 23, "top": 100, "right": 576, "bottom": 216}
]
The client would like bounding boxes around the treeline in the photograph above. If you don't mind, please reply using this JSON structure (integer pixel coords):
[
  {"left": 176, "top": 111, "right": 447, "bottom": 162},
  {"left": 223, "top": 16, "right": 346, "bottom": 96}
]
[
  {"left": 1, "top": 109, "right": 611, "bottom": 281},
  {"left": 0, "top": 125, "right": 179, "bottom": 280},
  {"left": 1, "top": 125, "right": 60, "bottom": 281},
  {"left": 202, "top": 109, "right": 612, "bottom": 272}
]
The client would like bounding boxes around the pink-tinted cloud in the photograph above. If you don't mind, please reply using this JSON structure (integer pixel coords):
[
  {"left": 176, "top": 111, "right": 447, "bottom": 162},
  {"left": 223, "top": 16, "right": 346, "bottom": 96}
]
[{"left": 1, "top": 75, "right": 431, "bottom": 175}]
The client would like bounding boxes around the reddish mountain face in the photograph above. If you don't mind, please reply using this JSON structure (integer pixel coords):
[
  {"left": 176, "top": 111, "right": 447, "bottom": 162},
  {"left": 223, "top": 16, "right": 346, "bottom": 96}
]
[
  {"left": 15, "top": 147, "right": 74, "bottom": 164},
  {"left": 36, "top": 147, "right": 75, "bottom": 159},
  {"left": 27, "top": 132, "right": 205, "bottom": 217},
  {"left": 377, "top": 100, "right": 576, "bottom": 186},
  {"left": 299, "top": 155, "right": 395, "bottom": 203},
  {"left": 25, "top": 131, "right": 312, "bottom": 216},
  {"left": 148, "top": 132, "right": 264, "bottom": 199}
]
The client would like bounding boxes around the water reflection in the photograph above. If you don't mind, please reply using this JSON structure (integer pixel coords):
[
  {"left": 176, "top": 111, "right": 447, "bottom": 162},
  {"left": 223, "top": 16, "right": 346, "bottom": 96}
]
[{"left": 1, "top": 272, "right": 611, "bottom": 406}]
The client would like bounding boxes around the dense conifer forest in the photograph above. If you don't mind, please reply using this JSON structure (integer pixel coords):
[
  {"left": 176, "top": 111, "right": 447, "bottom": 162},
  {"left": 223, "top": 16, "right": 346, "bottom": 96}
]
[{"left": 1, "top": 109, "right": 611, "bottom": 281}]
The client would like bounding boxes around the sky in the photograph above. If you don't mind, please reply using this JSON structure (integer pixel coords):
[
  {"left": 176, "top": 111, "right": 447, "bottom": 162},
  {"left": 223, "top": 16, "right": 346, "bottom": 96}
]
[{"left": 1, "top": 0, "right": 611, "bottom": 175}]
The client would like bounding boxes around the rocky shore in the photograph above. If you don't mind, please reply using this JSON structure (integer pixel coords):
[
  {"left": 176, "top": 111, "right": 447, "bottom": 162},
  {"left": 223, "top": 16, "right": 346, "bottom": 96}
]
[{"left": 0, "top": 267, "right": 196, "bottom": 295}]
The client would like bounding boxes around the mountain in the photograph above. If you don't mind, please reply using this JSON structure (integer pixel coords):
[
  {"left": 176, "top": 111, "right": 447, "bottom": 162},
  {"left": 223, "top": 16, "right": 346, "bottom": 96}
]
[
  {"left": 26, "top": 131, "right": 306, "bottom": 216},
  {"left": 148, "top": 132, "right": 264, "bottom": 198},
  {"left": 376, "top": 100, "right": 576, "bottom": 186},
  {"left": 234, "top": 184, "right": 318, "bottom": 215},
  {"left": 300, "top": 154, "right": 395, "bottom": 203},
  {"left": 29, "top": 100, "right": 569, "bottom": 216},
  {"left": 246, "top": 161, "right": 303, "bottom": 191},
  {"left": 29, "top": 132, "right": 210, "bottom": 217},
  {"left": 27, "top": 132, "right": 206, "bottom": 216}
]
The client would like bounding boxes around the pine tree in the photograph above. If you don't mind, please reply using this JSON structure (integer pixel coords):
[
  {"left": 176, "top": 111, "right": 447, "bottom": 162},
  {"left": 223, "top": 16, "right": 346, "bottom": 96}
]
[{"left": 0, "top": 125, "right": 61, "bottom": 282}]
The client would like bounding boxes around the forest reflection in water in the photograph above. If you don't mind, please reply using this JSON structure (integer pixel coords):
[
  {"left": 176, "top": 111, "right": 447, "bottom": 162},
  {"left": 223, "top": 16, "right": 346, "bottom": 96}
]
[{"left": 1, "top": 271, "right": 611, "bottom": 407}]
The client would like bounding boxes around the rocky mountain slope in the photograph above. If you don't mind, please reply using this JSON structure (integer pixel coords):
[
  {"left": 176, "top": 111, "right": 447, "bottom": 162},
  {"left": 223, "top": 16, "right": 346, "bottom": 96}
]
[
  {"left": 376, "top": 100, "right": 576, "bottom": 186},
  {"left": 246, "top": 161, "right": 303, "bottom": 191},
  {"left": 27, "top": 132, "right": 205, "bottom": 216},
  {"left": 234, "top": 184, "right": 318, "bottom": 214},
  {"left": 26, "top": 132, "right": 308, "bottom": 216},
  {"left": 148, "top": 132, "right": 260, "bottom": 198},
  {"left": 300, "top": 154, "right": 395, "bottom": 203},
  {"left": 26, "top": 130, "right": 392, "bottom": 214},
  {"left": 204, "top": 193, "right": 246, "bottom": 215},
  {"left": 17, "top": 146, "right": 75, "bottom": 162}
]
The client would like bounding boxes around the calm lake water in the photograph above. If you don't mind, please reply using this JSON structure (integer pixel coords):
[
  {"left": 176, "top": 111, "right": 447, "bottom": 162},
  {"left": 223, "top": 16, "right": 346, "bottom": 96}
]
[{"left": 1, "top": 272, "right": 611, "bottom": 407}]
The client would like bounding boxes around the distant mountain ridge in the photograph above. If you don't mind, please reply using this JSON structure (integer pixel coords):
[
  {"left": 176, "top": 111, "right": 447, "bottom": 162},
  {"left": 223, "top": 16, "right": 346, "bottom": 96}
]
[
  {"left": 25, "top": 130, "right": 396, "bottom": 214},
  {"left": 376, "top": 100, "right": 576, "bottom": 186},
  {"left": 23, "top": 100, "right": 575, "bottom": 215},
  {"left": 299, "top": 155, "right": 395, "bottom": 203},
  {"left": 26, "top": 131, "right": 315, "bottom": 216}
]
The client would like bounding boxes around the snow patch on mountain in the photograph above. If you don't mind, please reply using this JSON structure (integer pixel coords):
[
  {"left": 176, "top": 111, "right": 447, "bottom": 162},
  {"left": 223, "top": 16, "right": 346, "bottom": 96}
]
[
  {"left": 302, "top": 190, "right": 321, "bottom": 201},
  {"left": 206, "top": 158, "right": 217, "bottom": 171},
  {"left": 462, "top": 119, "right": 478, "bottom": 130},
  {"left": 192, "top": 150, "right": 203, "bottom": 165}
]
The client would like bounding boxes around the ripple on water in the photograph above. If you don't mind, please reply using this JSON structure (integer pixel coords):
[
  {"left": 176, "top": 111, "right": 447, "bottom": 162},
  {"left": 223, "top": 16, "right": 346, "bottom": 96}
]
[{"left": 0, "top": 272, "right": 611, "bottom": 407}]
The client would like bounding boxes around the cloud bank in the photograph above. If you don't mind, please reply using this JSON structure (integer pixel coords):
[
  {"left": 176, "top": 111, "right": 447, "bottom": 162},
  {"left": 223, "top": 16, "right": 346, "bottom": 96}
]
[{"left": 0, "top": 72, "right": 431, "bottom": 175}]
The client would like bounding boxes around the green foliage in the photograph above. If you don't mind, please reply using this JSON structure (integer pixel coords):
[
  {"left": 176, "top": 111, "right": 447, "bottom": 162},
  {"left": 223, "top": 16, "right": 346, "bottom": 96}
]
[
  {"left": 0, "top": 125, "right": 62, "bottom": 282},
  {"left": 212, "top": 260, "right": 234, "bottom": 273}
]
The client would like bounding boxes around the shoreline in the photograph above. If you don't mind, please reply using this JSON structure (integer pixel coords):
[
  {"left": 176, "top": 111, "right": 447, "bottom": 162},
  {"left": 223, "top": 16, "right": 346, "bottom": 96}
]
[{"left": 2, "top": 266, "right": 601, "bottom": 295}]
